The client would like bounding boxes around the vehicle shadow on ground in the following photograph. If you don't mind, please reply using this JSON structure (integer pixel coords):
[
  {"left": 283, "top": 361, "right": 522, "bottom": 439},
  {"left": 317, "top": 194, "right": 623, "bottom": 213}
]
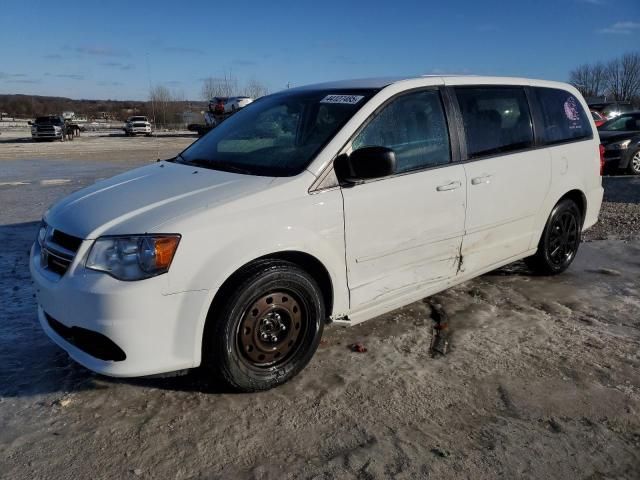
[
  {"left": 117, "top": 370, "right": 237, "bottom": 394},
  {"left": 484, "top": 260, "right": 533, "bottom": 277},
  {"left": 0, "top": 137, "right": 49, "bottom": 144}
]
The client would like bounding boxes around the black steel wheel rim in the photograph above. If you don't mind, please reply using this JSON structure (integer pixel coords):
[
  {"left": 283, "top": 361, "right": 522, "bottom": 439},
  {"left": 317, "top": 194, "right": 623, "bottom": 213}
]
[
  {"left": 237, "top": 291, "right": 307, "bottom": 369},
  {"left": 548, "top": 210, "right": 579, "bottom": 267}
]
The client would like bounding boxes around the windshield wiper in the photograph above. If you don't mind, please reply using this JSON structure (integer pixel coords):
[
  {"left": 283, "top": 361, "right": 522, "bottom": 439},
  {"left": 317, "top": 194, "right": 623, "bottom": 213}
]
[{"left": 182, "top": 158, "right": 253, "bottom": 175}]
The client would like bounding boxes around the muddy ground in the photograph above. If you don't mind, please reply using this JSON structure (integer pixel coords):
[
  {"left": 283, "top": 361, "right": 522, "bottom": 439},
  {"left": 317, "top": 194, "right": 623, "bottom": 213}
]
[{"left": 1, "top": 131, "right": 639, "bottom": 479}]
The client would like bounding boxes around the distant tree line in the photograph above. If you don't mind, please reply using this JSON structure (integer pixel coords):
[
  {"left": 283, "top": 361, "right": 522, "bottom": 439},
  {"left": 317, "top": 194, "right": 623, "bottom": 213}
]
[
  {"left": 569, "top": 51, "right": 640, "bottom": 104},
  {"left": 200, "top": 74, "right": 269, "bottom": 101},
  {"left": 0, "top": 74, "right": 270, "bottom": 128},
  {"left": 0, "top": 93, "right": 206, "bottom": 125},
  {"left": 0, "top": 94, "right": 148, "bottom": 120}
]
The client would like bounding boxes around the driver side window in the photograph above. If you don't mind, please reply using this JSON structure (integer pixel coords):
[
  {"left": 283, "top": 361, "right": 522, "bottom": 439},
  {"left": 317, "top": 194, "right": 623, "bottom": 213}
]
[{"left": 351, "top": 89, "right": 451, "bottom": 173}]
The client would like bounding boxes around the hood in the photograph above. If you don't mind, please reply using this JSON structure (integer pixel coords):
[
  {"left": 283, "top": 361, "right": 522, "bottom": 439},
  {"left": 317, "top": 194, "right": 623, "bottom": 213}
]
[
  {"left": 44, "top": 162, "right": 274, "bottom": 239},
  {"left": 598, "top": 130, "right": 640, "bottom": 145}
]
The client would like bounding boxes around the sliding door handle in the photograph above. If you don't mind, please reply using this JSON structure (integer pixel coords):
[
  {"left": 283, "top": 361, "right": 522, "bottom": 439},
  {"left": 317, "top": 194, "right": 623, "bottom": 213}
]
[
  {"left": 436, "top": 181, "right": 462, "bottom": 192},
  {"left": 471, "top": 174, "right": 492, "bottom": 185}
]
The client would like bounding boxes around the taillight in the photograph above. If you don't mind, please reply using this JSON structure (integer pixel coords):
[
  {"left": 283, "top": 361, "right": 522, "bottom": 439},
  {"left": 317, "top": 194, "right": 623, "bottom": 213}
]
[{"left": 599, "top": 144, "right": 605, "bottom": 175}]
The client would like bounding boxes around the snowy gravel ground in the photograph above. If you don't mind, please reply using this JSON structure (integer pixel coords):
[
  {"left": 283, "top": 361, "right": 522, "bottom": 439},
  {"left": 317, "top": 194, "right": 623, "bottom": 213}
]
[
  {"left": 584, "top": 176, "right": 640, "bottom": 241},
  {"left": 1, "top": 135, "right": 639, "bottom": 479}
]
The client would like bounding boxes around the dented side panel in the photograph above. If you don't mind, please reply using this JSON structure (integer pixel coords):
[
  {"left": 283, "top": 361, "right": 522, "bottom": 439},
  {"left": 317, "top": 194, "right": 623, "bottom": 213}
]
[
  {"left": 342, "top": 165, "right": 467, "bottom": 309},
  {"left": 460, "top": 149, "right": 552, "bottom": 275}
]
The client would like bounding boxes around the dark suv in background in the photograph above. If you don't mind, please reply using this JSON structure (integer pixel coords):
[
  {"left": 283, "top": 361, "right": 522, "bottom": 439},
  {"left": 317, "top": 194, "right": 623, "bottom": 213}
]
[{"left": 598, "top": 112, "right": 640, "bottom": 175}]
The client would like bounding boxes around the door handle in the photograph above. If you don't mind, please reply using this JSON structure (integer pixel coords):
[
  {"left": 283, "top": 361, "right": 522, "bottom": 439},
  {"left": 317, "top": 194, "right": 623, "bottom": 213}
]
[
  {"left": 436, "top": 181, "right": 462, "bottom": 192},
  {"left": 471, "top": 174, "right": 492, "bottom": 185}
]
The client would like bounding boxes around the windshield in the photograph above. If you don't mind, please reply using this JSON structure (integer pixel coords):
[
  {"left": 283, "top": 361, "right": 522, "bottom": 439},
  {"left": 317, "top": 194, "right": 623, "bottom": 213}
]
[
  {"left": 129, "top": 117, "right": 147, "bottom": 122},
  {"left": 35, "top": 116, "right": 62, "bottom": 125},
  {"left": 178, "top": 89, "right": 376, "bottom": 176},
  {"left": 600, "top": 113, "right": 640, "bottom": 131}
]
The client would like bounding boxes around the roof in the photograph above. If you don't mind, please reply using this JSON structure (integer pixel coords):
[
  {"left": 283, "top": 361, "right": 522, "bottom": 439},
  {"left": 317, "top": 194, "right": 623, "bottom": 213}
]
[{"left": 285, "top": 75, "right": 570, "bottom": 92}]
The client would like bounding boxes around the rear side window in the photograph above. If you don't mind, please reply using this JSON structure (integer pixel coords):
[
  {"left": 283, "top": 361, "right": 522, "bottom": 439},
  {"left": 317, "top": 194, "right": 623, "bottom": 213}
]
[
  {"left": 351, "top": 89, "right": 451, "bottom": 173},
  {"left": 534, "top": 88, "right": 592, "bottom": 144},
  {"left": 455, "top": 87, "right": 534, "bottom": 158}
]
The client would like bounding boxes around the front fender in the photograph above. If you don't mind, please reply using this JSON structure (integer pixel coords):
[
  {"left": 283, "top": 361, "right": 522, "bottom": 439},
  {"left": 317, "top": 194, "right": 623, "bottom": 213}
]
[{"left": 162, "top": 186, "right": 348, "bottom": 366}]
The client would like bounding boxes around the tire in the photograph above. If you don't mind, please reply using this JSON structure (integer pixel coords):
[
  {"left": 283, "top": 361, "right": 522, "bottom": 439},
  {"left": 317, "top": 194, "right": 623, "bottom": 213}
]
[
  {"left": 628, "top": 150, "right": 640, "bottom": 175},
  {"left": 204, "top": 260, "right": 325, "bottom": 392},
  {"left": 525, "top": 199, "right": 582, "bottom": 275}
]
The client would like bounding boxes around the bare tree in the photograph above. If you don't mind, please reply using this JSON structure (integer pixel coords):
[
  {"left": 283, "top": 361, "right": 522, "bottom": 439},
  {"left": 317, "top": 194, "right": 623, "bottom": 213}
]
[
  {"left": 569, "top": 62, "right": 606, "bottom": 98},
  {"left": 243, "top": 78, "right": 269, "bottom": 99},
  {"left": 149, "top": 85, "right": 186, "bottom": 128},
  {"left": 149, "top": 84, "right": 172, "bottom": 127},
  {"left": 201, "top": 74, "right": 238, "bottom": 100},
  {"left": 605, "top": 52, "right": 640, "bottom": 101}
]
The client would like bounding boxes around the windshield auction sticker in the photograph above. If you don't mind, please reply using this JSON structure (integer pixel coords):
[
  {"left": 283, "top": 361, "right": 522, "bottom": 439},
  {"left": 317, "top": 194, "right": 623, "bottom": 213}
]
[{"left": 320, "top": 94, "right": 364, "bottom": 104}]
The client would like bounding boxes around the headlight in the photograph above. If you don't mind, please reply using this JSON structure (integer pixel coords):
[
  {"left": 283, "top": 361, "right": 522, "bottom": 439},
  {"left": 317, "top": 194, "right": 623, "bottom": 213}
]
[
  {"left": 54, "top": 126, "right": 61, "bottom": 131},
  {"left": 606, "top": 139, "right": 631, "bottom": 150},
  {"left": 86, "top": 234, "right": 181, "bottom": 281},
  {"left": 37, "top": 221, "right": 49, "bottom": 246}
]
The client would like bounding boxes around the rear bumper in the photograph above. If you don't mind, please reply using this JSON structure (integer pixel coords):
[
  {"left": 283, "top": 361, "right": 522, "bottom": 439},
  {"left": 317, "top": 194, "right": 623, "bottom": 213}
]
[{"left": 583, "top": 185, "right": 604, "bottom": 231}]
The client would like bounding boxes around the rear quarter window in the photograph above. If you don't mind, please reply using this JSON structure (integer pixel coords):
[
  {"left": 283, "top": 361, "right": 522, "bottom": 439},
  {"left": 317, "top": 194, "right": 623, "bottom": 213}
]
[{"left": 534, "top": 88, "right": 592, "bottom": 144}]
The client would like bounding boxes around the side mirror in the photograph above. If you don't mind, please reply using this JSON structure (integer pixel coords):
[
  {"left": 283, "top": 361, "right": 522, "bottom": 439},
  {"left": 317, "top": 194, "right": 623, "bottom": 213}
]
[
  {"left": 334, "top": 146, "right": 396, "bottom": 183},
  {"left": 28, "top": 121, "right": 33, "bottom": 125}
]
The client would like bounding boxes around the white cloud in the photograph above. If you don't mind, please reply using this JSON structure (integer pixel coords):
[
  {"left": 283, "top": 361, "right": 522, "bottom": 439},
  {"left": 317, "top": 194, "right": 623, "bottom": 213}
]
[{"left": 598, "top": 21, "right": 640, "bottom": 34}]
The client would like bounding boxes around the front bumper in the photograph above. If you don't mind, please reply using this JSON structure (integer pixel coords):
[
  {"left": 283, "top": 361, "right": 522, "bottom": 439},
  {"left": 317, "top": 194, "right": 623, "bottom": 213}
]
[
  {"left": 32, "top": 132, "right": 62, "bottom": 139},
  {"left": 30, "top": 241, "right": 210, "bottom": 377},
  {"left": 125, "top": 127, "right": 152, "bottom": 134}
]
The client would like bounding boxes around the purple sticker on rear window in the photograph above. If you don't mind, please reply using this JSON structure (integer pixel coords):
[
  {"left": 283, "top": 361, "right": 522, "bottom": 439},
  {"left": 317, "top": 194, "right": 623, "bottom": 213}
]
[{"left": 564, "top": 97, "right": 581, "bottom": 122}]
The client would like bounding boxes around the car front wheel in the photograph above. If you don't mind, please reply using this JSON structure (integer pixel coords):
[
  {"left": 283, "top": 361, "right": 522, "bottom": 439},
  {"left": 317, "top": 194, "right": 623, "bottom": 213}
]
[
  {"left": 204, "top": 260, "right": 325, "bottom": 392},
  {"left": 525, "top": 198, "right": 582, "bottom": 275}
]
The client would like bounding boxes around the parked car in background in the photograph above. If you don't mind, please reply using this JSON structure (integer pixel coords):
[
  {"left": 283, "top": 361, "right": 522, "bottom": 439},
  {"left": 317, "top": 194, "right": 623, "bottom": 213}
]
[
  {"left": 225, "top": 96, "right": 254, "bottom": 112},
  {"left": 598, "top": 112, "right": 640, "bottom": 175},
  {"left": 30, "top": 76, "right": 603, "bottom": 392},
  {"left": 30, "top": 115, "right": 65, "bottom": 141},
  {"left": 124, "top": 116, "right": 152, "bottom": 136},
  {"left": 210, "top": 97, "right": 227, "bottom": 115},
  {"left": 589, "top": 101, "right": 634, "bottom": 120},
  {"left": 591, "top": 110, "right": 606, "bottom": 127}
]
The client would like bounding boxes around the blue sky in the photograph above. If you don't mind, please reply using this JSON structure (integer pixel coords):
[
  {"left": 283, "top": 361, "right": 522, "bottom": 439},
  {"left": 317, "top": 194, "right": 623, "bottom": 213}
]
[{"left": 0, "top": 0, "right": 638, "bottom": 100}]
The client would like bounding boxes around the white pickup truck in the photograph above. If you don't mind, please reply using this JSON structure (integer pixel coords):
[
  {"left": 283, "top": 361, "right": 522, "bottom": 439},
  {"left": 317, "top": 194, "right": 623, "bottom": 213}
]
[{"left": 123, "top": 116, "right": 152, "bottom": 136}]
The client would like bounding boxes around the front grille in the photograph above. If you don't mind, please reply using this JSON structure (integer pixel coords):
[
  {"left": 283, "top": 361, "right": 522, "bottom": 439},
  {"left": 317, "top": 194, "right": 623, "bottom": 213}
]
[
  {"left": 41, "top": 228, "right": 82, "bottom": 277},
  {"left": 51, "top": 229, "right": 83, "bottom": 251},
  {"left": 45, "top": 312, "right": 127, "bottom": 361},
  {"left": 38, "top": 125, "right": 55, "bottom": 133},
  {"left": 133, "top": 123, "right": 147, "bottom": 128}
]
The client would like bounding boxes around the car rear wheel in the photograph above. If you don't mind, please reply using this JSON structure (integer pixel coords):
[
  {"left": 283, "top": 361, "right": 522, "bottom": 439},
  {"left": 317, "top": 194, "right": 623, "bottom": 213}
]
[
  {"left": 204, "top": 260, "right": 325, "bottom": 392},
  {"left": 629, "top": 150, "right": 640, "bottom": 175},
  {"left": 525, "top": 198, "right": 582, "bottom": 275}
]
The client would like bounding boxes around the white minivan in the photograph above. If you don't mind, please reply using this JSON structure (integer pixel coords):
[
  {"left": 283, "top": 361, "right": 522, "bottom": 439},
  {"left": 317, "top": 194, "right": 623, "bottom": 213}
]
[{"left": 31, "top": 76, "right": 603, "bottom": 391}]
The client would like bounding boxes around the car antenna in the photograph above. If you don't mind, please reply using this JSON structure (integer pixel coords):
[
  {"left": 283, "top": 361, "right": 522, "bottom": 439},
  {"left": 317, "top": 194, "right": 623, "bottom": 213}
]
[{"left": 145, "top": 52, "right": 161, "bottom": 162}]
